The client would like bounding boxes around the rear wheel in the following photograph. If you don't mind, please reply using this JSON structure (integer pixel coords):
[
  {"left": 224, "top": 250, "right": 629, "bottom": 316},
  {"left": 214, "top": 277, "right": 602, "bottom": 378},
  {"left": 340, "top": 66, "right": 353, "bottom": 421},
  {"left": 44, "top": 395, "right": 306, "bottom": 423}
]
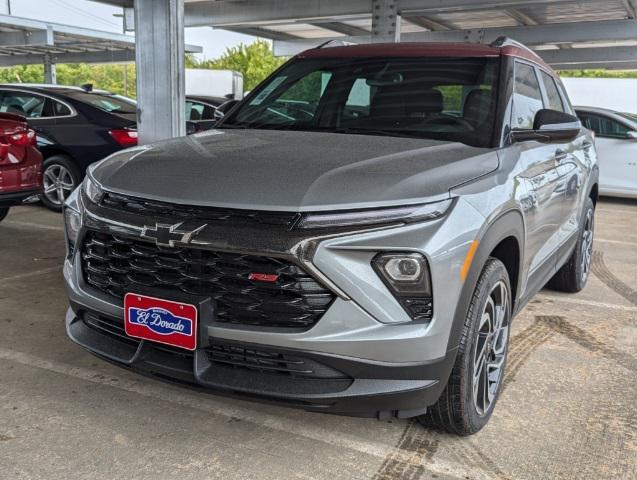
[
  {"left": 547, "top": 197, "right": 594, "bottom": 293},
  {"left": 0, "top": 207, "right": 9, "bottom": 223},
  {"left": 40, "top": 155, "right": 81, "bottom": 212},
  {"left": 418, "top": 258, "right": 511, "bottom": 435}
]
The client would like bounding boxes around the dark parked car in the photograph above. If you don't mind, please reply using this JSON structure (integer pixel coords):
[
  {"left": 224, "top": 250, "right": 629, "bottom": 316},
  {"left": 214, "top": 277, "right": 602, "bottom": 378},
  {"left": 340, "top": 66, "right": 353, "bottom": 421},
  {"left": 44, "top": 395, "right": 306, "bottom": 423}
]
[
  {"left": 0, "top": 84, "right": 138, "bottom": 211},
  {"left": 0, "top": 112, "right": 42, "bottom": 222},
  {"left": 186, "top": 95, "right": 226, "bottom": 130},
  {"left": 64, "top": 38, "right": 598, "bottom": 435}
]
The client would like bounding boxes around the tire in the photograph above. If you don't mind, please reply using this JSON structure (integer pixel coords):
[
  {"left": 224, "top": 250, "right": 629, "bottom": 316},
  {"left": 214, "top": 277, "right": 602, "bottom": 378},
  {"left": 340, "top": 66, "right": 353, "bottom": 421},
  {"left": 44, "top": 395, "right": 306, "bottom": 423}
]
[
  {"left": 0, "top": 207, "right": 8, "bottom": 223},
  {"left": 418, "top": 258, "right": 512, "bottom": 435},
  {"left": 39, "top": 155, "right": 81, "bottom": 212},
  {"left": 547, "top": 197, "right": 594, "bottom": 293}
]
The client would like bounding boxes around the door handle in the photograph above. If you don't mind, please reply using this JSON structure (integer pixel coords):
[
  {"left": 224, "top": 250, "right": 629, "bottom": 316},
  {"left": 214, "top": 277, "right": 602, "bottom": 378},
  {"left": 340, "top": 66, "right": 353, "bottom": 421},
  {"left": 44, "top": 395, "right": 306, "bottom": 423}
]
[{"left": 555, "top": 149, "right": 568, "bottom": 162}]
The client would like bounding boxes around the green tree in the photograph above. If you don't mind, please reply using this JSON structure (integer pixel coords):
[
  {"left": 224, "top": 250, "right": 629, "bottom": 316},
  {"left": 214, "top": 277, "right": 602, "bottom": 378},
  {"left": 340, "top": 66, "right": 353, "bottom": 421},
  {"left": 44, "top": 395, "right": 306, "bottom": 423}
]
[
  {"left": 192, "top": 40, "right": 287, "bottom": 91},
  {"left": 0, "top": 39, "right": 286, "bottom": 96},
  {"left": 558, "top": 69, "right": 637, "bottom": 79}
]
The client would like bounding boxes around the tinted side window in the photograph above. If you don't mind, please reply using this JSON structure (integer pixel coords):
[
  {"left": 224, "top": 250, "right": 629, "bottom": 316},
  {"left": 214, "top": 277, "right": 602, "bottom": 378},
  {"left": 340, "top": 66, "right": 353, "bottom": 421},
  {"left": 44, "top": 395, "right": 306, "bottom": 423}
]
[
  {"left": 512, "top": 63, "right": 543, "bottom": 129},
  {"left": 539, "top": 71, "right": 564, "bottom": 112},
  {"left": 0, "top": 91, "right": 46, "bottom": 118},
  {"left": 579, "top": 113, "right": 629, "bottom": 139}
]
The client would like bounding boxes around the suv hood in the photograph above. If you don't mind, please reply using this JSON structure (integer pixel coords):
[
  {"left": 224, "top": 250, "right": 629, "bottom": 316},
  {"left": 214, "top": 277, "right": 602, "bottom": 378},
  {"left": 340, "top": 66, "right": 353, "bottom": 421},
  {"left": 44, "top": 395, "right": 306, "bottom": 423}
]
[{"left": 91, "top": 129, "right": 498, "bottom": 212}]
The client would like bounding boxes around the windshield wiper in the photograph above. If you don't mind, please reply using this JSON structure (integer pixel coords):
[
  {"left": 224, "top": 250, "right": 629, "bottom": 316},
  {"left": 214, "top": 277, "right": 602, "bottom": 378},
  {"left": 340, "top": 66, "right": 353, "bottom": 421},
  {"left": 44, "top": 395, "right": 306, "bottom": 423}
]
[{"left": 332, "top": 127, "right": 420, "bottom": 139}]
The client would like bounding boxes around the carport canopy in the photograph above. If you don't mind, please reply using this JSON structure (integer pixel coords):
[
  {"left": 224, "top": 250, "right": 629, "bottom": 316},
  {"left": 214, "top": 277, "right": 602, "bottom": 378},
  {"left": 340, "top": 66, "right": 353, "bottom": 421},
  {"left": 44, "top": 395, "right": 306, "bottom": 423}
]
[
  {"left": 95, "top": 0, "right": 637, "bottom": 143},
  {"left": 0, "top": 13, "right": 202, "bottom": 81}
]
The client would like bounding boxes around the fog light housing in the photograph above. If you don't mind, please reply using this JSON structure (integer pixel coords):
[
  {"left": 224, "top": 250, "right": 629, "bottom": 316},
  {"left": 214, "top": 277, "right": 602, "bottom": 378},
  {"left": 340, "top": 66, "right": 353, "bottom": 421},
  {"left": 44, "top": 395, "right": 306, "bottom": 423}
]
[{"left": 373, "top": 252, "right": 433, "bottom": 322}]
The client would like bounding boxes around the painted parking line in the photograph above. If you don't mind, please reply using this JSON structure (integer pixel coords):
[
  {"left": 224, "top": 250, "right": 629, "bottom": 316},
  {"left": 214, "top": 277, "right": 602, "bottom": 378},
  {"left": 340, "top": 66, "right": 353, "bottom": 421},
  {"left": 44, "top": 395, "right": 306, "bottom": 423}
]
[
  {"left": 595, "top": 237, "right": 637, "bottom": 246},
  {"left": 535, "top": 293, "right": 637, "bottom": 313},
  {"left": 0, "top": 266, "right": 62, "bottom": 284},
  {"left": 0, "top": 347, "right": 484, "bottom": 480},
  {"left": 2, "top": 220, "right": 64, "bottom": 232}
]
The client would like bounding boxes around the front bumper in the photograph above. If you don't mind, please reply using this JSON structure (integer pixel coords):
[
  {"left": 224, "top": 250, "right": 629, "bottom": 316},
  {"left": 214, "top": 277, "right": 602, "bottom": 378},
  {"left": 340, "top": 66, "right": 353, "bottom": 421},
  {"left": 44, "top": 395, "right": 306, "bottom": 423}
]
[
  {"left": 63, "top": 191, "right": 486, "bottom": 417},
  {"left": 66, "top": 305, "right": 452, "bottom": 418}
]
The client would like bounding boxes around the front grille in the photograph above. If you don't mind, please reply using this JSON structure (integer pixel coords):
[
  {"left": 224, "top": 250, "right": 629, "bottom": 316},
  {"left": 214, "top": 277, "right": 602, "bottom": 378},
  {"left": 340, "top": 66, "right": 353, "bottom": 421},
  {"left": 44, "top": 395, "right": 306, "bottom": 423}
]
[
  {"left": 101, "top": 192, "right": 300, "bottom": 228},
  {"left": 81, "top": 231, "right": 334, "bottom": 329}
]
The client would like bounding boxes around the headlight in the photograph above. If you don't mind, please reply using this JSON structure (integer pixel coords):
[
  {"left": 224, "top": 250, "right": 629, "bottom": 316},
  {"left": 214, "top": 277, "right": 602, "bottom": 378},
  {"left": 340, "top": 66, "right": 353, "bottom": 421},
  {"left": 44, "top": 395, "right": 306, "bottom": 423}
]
[
  {"left": 83, "top": 173, "right": 103, "bottom": 204},
  {"left": 372, "top": 252, "right": 433, "bottom": 322},
  {"left": 296, "top": 199, "right": 452, "bottom": 230},
  {"left": 64, "top": 207, "right": 82, "bottom": 254}
]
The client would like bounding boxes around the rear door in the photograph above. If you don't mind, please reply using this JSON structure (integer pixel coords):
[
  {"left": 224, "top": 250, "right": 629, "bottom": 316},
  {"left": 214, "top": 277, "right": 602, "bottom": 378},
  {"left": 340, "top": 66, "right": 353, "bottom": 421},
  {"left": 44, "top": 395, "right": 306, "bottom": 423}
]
[
  {"left": 578, "top": 112, "right": 637, "bottom": 196},
  {"left": 512, "top": 61, "right": 564, "bottom": 276},
  {"left": 537, "top": 70, "right": 586, "bottom": 245}
]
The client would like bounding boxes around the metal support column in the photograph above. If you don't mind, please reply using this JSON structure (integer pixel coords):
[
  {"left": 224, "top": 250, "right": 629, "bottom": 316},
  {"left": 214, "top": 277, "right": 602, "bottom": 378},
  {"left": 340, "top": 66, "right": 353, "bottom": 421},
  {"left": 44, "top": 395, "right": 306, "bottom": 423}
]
[
  {"left": 371, "top": 0, "right": 400, "bottom": 43},
  {"left": 134, "top": 0, "right": 186, "bottom": 145},
  {"left": 43, "top": 53, "right": 57, "bottom": 84}
]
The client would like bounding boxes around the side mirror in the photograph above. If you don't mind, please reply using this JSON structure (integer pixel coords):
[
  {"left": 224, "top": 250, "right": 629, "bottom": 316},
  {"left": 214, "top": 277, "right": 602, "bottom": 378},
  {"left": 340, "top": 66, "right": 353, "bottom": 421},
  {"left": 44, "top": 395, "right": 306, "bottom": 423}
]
[
  {"left": 511, "top": 109, "right": 582, "bottom": 143},
  {"left": 214, "top": 99, "right": 240, "bottom": 120},
  {"left": 626, "top": 131, "right": 637, "bottom": 140}
]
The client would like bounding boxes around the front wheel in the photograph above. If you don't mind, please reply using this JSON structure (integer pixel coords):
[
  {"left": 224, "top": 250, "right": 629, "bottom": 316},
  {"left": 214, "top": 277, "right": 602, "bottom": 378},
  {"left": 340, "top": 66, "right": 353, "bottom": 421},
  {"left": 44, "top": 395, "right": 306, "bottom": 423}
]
[
  {"left": 0, "top": 207, "right": 9, "bottom": 223},
  {"left": 39, "top": 155, "right": 81, "bottom": 212},
  {"left": 419, "top": 258, "right": 511, "bottom": 435}
]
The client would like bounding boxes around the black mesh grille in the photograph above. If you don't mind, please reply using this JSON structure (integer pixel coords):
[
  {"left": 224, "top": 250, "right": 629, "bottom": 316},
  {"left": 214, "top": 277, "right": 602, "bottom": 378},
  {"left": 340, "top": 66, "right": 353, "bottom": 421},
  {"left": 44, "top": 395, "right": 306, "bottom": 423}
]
[
  {"left": 81, "top": 231, "right": 334, "bottom": 329},
  {"left": 100, "top": 192, "right": 300, "bottom": 228}
]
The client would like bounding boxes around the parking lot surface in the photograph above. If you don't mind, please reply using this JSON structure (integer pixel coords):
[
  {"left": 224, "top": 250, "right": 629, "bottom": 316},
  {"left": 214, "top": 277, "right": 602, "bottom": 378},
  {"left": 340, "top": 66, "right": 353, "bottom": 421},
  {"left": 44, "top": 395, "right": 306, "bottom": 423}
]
[{"left": 1, "top": 199, "right": 636, "bottom": 480}]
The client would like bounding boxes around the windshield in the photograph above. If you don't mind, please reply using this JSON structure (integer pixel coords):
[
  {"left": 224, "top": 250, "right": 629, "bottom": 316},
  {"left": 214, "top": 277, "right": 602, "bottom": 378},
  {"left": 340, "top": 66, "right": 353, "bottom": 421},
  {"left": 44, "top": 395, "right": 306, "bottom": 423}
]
[
  {"left": 69, "top": 92, "right": 137, "bottom": 114},
  {"left": 220, "top": 56, "right": 500, "bottom": 147}
]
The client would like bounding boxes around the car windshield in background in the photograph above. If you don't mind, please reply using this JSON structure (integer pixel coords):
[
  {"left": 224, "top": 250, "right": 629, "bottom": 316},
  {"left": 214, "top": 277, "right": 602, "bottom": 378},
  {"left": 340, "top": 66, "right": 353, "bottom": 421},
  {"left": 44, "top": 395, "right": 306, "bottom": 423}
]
[
  {"left": 69, "top": 92, "right": 137, "bottom": 114},
  {"left": 220, "top": 56, "right": 500, "bottom": 147}
]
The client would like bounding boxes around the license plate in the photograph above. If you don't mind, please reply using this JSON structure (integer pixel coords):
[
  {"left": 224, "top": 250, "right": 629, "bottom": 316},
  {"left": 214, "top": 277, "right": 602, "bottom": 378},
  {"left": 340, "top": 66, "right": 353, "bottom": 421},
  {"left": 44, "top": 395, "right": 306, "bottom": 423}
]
[{"left": 124, "top": 293, "right": 198, "bottom": 351}]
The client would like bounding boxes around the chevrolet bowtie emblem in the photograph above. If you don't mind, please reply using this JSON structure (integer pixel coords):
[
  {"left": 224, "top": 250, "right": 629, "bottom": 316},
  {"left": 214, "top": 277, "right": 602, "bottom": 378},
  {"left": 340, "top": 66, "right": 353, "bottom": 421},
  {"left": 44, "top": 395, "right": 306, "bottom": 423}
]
[{"left": 141, "top": 222, "right": 206, "bottom": 247}]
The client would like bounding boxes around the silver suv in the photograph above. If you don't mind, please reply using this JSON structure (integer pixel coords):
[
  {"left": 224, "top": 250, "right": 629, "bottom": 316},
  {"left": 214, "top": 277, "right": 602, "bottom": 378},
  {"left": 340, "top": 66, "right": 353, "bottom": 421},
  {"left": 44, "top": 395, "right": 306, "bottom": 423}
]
[{"left": 63, "top": 38, "right": 598, "bottom": 435}]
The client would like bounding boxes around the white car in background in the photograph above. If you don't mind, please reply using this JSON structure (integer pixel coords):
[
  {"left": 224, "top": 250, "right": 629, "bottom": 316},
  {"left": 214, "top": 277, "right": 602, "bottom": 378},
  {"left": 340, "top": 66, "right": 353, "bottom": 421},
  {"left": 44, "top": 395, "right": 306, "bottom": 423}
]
[{"left": 575, "top": 106, "right": 637, "bottom": 199}]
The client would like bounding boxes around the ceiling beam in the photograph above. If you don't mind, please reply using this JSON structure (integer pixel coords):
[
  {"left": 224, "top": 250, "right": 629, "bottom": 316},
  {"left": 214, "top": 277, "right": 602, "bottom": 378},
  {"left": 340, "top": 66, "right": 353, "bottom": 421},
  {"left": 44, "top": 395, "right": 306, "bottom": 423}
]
[
  {"left": 403, "top": 16, "right": 453, "bottom": 31},
  {"left": 621, "top": 0, "right": 637, "bottom": 19},
  {"left": 310, "top": 22, "right": 369, "bottom": 36},
  {"left": 504, "top": 9, "right": 538, "bottom": 25},
  {"left": 0, "top": 49, "right": 135, "bottom": 66},
  {"left": 220, "top": 26, "right": 302, "bottom": 40},
  {"left": 0, "top": 29, "right": 52, "bottom": 47},
  {"left": 274, "top": 19, "right": 637, "bottom": 55},
  {"left": 183, "top": 0, "right": 575, "bottom": 27},
  {"left": 540, "top": 46, "right": 637, "bottom": 65}
]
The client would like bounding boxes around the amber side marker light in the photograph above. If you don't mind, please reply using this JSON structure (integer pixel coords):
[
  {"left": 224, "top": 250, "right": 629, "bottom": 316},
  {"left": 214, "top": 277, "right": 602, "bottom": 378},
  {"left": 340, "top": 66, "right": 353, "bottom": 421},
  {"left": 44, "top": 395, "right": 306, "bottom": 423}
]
[{"left": 460, "top": 240, "right": 479, "bottom": 281}]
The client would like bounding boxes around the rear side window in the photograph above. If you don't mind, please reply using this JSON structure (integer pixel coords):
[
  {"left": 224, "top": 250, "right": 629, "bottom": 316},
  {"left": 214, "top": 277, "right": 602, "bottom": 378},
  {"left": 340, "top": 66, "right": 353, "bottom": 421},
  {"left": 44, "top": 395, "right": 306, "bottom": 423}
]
[
  {"left": 539, "top": 71, "right": 564, "bottom": 112},
  {"left": 578, "top": 113, "right": 630, "bottom": 139},
  {"left": 512, "top": 62, "right": 543, "bottom": 130},
  {"left": 0, "top": 91, "right": 46, "bottom": 118}
]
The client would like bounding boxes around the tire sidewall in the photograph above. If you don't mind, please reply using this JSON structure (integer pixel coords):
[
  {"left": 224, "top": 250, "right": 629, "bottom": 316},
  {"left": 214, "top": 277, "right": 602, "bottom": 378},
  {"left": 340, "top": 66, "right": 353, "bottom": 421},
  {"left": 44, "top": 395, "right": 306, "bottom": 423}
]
[
  {"left": 571, "top": 198, "right": 595, "bottom": 291},
  {"left": 460, "top": 259, "right": 512, "bottom": 433},
  {"left": 39, "top": 155, "right": 81, "bottom": 212},
  {"left": 0, "top": 207, "right": 9, "bottom": 223}
]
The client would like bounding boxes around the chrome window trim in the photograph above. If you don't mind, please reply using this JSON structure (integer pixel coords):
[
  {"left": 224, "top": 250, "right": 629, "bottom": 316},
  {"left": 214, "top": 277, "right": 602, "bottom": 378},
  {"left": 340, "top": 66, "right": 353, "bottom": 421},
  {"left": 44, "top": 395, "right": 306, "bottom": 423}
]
[{"left": 0, "top": 87, "right": 78, "bottom": 119}]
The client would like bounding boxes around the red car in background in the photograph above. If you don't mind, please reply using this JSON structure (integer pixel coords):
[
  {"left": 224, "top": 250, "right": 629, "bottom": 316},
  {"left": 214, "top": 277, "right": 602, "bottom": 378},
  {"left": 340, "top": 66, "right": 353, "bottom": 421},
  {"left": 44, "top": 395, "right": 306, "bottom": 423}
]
[{"left": 0, "top": 113, "right": 42, "bottom": 223}]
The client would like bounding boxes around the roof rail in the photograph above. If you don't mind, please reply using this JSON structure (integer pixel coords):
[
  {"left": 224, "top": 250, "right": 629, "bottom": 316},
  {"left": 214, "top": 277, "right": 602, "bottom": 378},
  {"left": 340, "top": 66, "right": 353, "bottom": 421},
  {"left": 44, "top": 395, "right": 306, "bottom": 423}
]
[
  {"left": 491, "top": 36, "right": 534, "bottom": 53},
  {"left": 315, "top": 39, "right": 357, "bottom": 49},
  {"left": 490, "top": 36, "right": 545, "bottom": 61}
]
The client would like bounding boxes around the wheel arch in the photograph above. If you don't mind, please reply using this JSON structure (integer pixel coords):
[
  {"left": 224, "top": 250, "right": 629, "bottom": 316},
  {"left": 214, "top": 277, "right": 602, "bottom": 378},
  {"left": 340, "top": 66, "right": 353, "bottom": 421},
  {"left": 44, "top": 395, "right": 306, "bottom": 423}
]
[{"left": 446, "top": 209, "right": 525, "bottom": 354}]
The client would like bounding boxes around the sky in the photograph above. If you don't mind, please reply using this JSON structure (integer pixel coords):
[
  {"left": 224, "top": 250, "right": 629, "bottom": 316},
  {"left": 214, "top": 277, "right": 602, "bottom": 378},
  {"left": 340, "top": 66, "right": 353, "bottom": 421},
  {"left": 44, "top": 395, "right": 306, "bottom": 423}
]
[{"left": 7, "top": 0, "right": 256, "bottom": 60}]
